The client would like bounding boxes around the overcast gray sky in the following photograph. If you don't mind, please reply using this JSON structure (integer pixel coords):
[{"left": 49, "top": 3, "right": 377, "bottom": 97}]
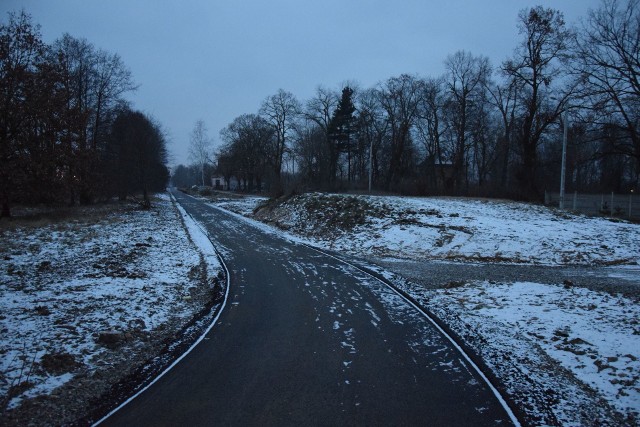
[{"left": 2, "top": 1, "right": 601, "bottom": 166}]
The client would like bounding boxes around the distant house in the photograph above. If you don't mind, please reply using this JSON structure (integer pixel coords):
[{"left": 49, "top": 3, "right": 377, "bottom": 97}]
[
  {"left": 420, "top": 157, "right": 455, "bottom": 191},
  {"left": 211, "top": 176, "right": 224, "bottom": 190},
  {"left": 434, "top": 159, "right": 455, "bottom": 190},
  {"left": 210, "top": 176, "right": 240, "bottom": 191}
]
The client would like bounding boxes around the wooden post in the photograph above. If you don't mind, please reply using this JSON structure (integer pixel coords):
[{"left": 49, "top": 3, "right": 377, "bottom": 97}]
[{"left": 611, "top": 192, "right": 614, "bottom": 216}]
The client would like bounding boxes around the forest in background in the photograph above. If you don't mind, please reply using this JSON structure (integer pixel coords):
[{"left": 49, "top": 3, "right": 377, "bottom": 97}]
[
  {"left": 0, "top": 11, "right": 169, "bottom": 217},
  {"left": 174, "top": 0, "right": 639, "bottom": 201},
  {"left": 3, "top": 1, "right": 639, "bottom": 212}
]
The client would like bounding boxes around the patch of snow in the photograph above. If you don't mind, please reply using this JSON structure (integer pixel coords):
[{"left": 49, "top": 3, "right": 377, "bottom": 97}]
[
  {"left": 0, "top": 195, "right": 222, "bottom": 410},
  {"left": 216, "top": 196, "right": 268, "bottom": 216},
  {"left": 8, "top": 373, "right": 74, "bottom": 410},
  {"left": 404, "top": 280, "right": 640, "bottom": 424},
  {"left": 434, "top": 281, "right": 640, "bottom": 419},
  {"left": 175, "top": 203, "right": 221, "bottom": 274}
]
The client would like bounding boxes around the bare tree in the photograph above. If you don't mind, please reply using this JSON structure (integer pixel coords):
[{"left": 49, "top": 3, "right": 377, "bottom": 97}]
[
  {"left": 356, "top": 88, "right": 388, "bottom": 190},
  {"left": 304, "top": 86, "right": 338, "bottom": 133},
  {"left": 259, "top": 89, "right": 301, "bottom": 190},
  {"left": 415, "top": 77, "right": 448, "bottom": 190},
  {"left": 50, "top": 33, "right": 136, "bottom": 204},
  {"left": 90, "top": 49, "right": 136, "bottom": 150},
  {"left": 444, "top": 51, "right": 492, "bottom": 192},
  {"left": 51, "top": 34, "right": 94, "bottom": 145},
  {"left": 189, "top": 119, "right": 212, "bottom": 186},
  {"left": 0, "top": 10, "right": 47, "bottom": 217},
  {"left": 50, "top": 34, "right": 96, "bottom": 204},
  {"left": 486, "top": 77, "right": 520, "bottom": 192},
  {"left": 51, "top": 34, "right": 135, "bottom": 151},
  {"left": 219, "top": 114, "right": 273, "bottom": 191},
  {"left": 503, "top": 6, "right": 572, "bottom": 198},
  {"left": 377, "top": 74, "right": 423, "bottom": 189},
  {"left": 574, "top": 0, "right": 640, "bottom": 168},
  {"left": 291, "top": 120, "right": 326, "bottom": 188},
  {"left": 303, "top": 86, "right": 339, "bottom": 186}
]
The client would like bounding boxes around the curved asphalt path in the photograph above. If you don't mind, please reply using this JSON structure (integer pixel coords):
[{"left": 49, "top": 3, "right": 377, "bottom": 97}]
[{"left": 101, "top": 190, "right": 516, "bottom": 426}]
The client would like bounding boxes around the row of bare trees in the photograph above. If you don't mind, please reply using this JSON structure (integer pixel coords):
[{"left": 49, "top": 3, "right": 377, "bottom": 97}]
[
  {"left": 211, "top": 0, "right": 639, "bottom": 200},
  {"left": 0, "top": 11, "right": 169, "bottom": 216}
]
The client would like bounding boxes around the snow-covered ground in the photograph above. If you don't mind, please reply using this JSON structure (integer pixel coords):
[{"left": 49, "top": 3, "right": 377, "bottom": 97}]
[
  {"left": 217, "top": 192, "right": 640, "bottom": 423},
  {"left": 412, "top": 280, "right": 640, "bottom": 424},
  {"left": 249, "top": 193, "right": 640, "bottom": 266},
  {"left": 0, "top": 194, "right": 221, "bottom": 420},
  {"left": 4, "top": 188, "right": 637, "bottom": 424}
]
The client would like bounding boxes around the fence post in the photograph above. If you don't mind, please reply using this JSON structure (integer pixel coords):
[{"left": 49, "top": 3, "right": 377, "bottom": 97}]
[
  {"left": 611, "top": 192, "right": 614, "bottom": 216},
  {"left": 631, "top": 192, "right": 634, "bottom": 219},
  {"left": 573, "top": 191, "right": 577, "bottom": 210}
]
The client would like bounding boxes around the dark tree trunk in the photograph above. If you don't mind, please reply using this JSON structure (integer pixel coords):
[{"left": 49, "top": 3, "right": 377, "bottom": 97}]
[
  {"left": 519, "top": 140, "right": 539, "bottom": 199},
  {"left": 386, "top": 125, "right": 409, "bottom": 189},
  {"left": 1, "top": 199, "right": 10, "bottom": 218},
  {"left": 142, "top": 188, "right": 151, "bottom": 209}
]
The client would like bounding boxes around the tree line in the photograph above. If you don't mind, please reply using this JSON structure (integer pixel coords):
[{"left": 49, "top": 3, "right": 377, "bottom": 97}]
[
  {"left": 0, "top": 11, "right": 169, "bottom": 217},
  {"left": 178, "top": 0, "right": 638, "bottom": 200}
]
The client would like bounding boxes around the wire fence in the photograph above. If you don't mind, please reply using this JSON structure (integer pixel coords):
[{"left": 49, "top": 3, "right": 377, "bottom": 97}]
[{"left": 545, "top": 191, "right": 639, "bottom": 221}]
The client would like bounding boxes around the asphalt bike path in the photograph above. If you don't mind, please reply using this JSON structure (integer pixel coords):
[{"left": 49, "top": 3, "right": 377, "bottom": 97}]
[{"left": 100, "top": 190, "right": 516, "bottom": 426}]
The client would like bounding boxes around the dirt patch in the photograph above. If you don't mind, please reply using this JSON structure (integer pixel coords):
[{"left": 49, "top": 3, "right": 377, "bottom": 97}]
[{"left": 253, "top": 193, "right": 391, "bottom": 242}]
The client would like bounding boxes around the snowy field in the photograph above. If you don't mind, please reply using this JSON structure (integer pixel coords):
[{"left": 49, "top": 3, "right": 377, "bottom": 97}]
[
  {"left": 0, "top": 194, "right": 220, "bottom": 420},
  {"left": 217, "top": 192, "right": 640, "bottom": 423}
]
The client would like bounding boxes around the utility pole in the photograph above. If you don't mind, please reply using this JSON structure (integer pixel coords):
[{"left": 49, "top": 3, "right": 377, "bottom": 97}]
[
  {"left": 368, "top": 138, "right": 373, "bottom": 193},
  {"left": 559, "top": 109, "right": 568, "bottom": 209}
]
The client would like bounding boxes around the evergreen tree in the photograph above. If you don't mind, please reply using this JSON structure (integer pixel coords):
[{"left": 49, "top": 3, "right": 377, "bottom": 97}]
[{"left": 327, "top": 86, "right": 356, "bottom": 184}]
